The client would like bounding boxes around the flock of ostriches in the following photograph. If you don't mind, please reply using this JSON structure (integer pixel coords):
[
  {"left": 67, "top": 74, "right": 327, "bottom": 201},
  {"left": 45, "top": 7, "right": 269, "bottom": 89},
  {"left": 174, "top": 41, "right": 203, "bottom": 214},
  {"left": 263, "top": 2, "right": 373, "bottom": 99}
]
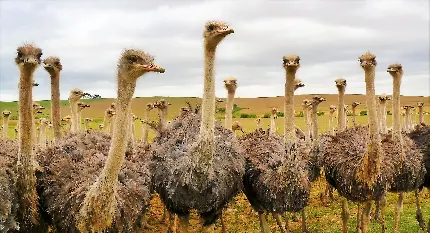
[{"left": 0, "top": 20, "right": 429, "bottom": 233}]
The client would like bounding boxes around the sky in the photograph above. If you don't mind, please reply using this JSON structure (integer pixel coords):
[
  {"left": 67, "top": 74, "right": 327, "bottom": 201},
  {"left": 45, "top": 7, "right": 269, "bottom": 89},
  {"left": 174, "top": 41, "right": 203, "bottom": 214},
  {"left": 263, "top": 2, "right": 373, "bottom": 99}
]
[{"left": 0, "top": 0, "right": 429, "bottom": 101}]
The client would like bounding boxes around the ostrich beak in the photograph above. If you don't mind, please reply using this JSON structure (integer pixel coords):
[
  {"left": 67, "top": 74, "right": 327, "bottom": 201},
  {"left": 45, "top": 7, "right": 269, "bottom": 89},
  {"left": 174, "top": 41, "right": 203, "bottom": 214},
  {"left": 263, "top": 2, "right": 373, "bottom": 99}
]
[
  {"left": 144, "top": 64, "right": 165, "bottom": 73},
  {"left": 218, "top": 28, "right": 235, "bottom": 35},
  {"left": 386, "top": 67, "right": 395, "bottom": 72}
]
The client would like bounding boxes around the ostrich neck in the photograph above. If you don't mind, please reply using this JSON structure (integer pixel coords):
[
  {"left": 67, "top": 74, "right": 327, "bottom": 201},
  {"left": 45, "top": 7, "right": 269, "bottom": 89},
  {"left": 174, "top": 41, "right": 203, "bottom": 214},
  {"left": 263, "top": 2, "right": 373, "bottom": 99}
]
[
  {"left": 3, "top": 116, "right": 9, "bottom": 137},
  {"left": 329, "top": 112, "right": 335, "bottom": 136},
  {"left": 363, "top": 67, "right": 382, "bottom": 178},
  {"left": 39, "top": 124, "right": 46, "bottom": 147},
  {"left": 18, "top": 68, "right": 34, "bottom": 161},
  {"left": 225, "top": 91, "right": 235, "bottom": 130},
  {"left": 270, "top": 113, "right": 276, "bottom": 135},
  {"left": 142, "top": 110, "right": 151, "bottom": 143},
  {"left": 84, "top": 121, "right": 89, "bottom": 131},
  {"left": 50, "top": 73, "right": 61, "bottom": 141},
  {"left": 98, "top": 73, "right": 136, "bottom": 190},
  {"left": 392, "top": 74, "right": 402, "bottom": 140},
  {"left": 200, "top": 46, "right": 216, "bottom": 159},
  {"left": 418, "top": 106, "right": 424, "bottom": 124},
  {"left": 352, "top": 106, "right": 357, "bottom": 127},
  {"left": 69, "top": 100, "right": 79, "bottom": 133},
  {"left": 284, "top": 70, "right": 296, "bottom": 142},
  {"left": 337, "top": 88, "right": 346, "bottom": 131},
  {"left": 379, "top": 101, "right": 387, "bottom": 133},
  {"left": 159, "top": 108, "right": 167, "bottom": 131},
  {"left": 302, "top": 106, "right": 309, "bottom": 137},
  {"left": 311, "top": 104, "right": 319, "bottom": 142}
]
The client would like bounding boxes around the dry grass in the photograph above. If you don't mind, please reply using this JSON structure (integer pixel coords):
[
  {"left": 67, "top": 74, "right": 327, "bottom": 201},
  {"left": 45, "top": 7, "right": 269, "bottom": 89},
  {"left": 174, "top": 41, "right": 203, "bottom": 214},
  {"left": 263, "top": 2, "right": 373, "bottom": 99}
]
[{"left": 1, "top": 95, "right": 429, "bottom": 232}]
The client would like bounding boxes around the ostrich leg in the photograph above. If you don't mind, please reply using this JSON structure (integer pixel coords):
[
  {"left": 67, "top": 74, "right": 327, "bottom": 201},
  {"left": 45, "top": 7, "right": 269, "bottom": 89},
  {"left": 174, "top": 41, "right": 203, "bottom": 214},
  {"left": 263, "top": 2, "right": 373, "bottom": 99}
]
[
  {"left": 356, "top": 203, "right": 362, "bottom": 233},
  {"left": 361, "top": 201, "right": 372, "bottom": 233},
  {"left": 393, "top": 193, "right": 404, "bottom": 233},
  {"left": 301, "top": 209, "right": 310, "bottom": 233},
  {"left": 220, "top": 212, "right": 227, "bottom": 233},
  {"left": 415, "top": 190, "right": 425, "bottom": 231},
  {"left": 379, "top": 194, "right": 386, "bottom": 233},
  {"left": 167, "top": 212, "right": 177, "bottom": 233},
  {"left": 178, "top": 214, "right": 189, "bottom": 233},
  {"left": 273, "top": 213, "right": 286, "bottom": 233},
  {"left": 341, "top": 199, "right": 350, "bottom": 233},
  {"left": 258, "top": 212, "right": 271, "bottom": 233}
]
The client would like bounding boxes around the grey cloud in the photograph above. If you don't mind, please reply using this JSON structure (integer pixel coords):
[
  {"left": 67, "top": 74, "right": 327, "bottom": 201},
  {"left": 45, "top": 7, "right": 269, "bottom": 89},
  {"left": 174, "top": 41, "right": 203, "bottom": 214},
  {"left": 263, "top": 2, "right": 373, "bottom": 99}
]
[{"left": 0, "top": 0, "right": 428, "bottom": 101}]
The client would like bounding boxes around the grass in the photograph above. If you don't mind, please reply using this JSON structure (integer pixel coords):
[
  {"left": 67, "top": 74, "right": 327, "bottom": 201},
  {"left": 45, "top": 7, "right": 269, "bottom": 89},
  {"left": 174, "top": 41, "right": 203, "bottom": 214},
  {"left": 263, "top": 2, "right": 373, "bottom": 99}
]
[{"left": 1, "top": 95, "right": 429, "bottom": 232}]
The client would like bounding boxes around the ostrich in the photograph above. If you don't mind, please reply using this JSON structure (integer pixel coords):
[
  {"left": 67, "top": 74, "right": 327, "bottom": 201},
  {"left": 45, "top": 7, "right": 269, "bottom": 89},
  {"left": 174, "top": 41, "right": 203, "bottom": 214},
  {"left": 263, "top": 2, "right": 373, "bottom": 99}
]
[
  {"left": 103, "top": 107, "right": 116, "bottom": 134},
  {"left": 2, "top": 110, "right": 11, "bottom": 138},
  {"left": 328, "top": 105, "right": 337, "bottom": 136},
  {"left": 269, "top": 107, "right": 279, "bottom": 135},
  {"left": 232, "top": 120, "right": 245, "bottom": 134},
  {"left": 301, "top": 100, "right": 311, "bottom": 140},
  {"left": 403, "top": 105, "right": 414, "bottom": 132},
  {"left": 344, "top": 104, "right": 349, "bottom": 128},
  {"left": 14, "top": 43, "right": 43, "bottom": 230},
  {"left": 351, "top": 102, "right": 361, "bottom": 128},
  {"left": 68, "top": 89, "right": 88, "bottom": 133},
  {"left": 77, "top": 101, "right": 91, "bottom": 131},
  {"left": 378, "top": 94, "right": 391, "bottom": 134},
  {"left": 322, "top": 52, "right": 391, "bottom": 233},
  {"left": 417, "top": 102, "right": 425, "bottom": 125},
  {"left": 151, "top": 21, "right": 243, "bottom": 232},
  {"left": 130, "top": 113, "right": 139, "bottom": 142},
  {"left": 42, "top": 56, "right": 62, "bottom": 142},
  {"left": 385, "top": 63, "right": 426, "bottom": 233},
  {"left": 335, "top": 78, "right": 347, "bottom": 132},
  {"left": 84, "top": 118, "right": 92, "bottom": 131},
  {"left": 38, "top": 118, "right": 48, "bottom": 148},
  {"left": 240, "top": 54, "right": 312, "bottom": 233},
  {"left": 98, "top": 124, "right": 104, "bottom": 130},
  {"left": 256, "top": 118, "right": 262, "bottom": 129},
  {"left": 141, "top": 103, "right": 154, "bottom": 143},
  {"left": 153, "top": 99, "right": 171, "bottom": 134},
  {"left": 61, "top": 115, "right": 72, "bottom": 134},
  {"left": 47, "top": 122, "right": 53, "bottom": 146},
  {"left": 38, "top": 48, "right": 165, "bottom": 232},
  {"left": 32, "top": 102, "right": 44, "bottom": 146},
  {"left": 223, "top": 77, "right": 237, "bottom": 130}
]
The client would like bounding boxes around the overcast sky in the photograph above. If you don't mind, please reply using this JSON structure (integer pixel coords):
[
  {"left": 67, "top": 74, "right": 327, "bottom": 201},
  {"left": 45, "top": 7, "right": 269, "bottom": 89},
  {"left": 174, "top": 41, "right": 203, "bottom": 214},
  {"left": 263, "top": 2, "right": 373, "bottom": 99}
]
[{"left": 0, "top": 0, "right": 429, "bottom": 101}]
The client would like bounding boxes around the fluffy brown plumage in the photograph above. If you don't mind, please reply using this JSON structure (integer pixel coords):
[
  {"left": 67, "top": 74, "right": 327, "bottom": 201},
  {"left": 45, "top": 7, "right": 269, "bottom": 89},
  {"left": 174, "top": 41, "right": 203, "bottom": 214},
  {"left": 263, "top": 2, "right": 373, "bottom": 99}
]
[
  {"left": 239, "top": 129, "right": 310, "bottom": 213},
  {"left": 37, "top": 131, "right": 152, "bottom": 232},
  {"left": 0, "top": 138, "right": 18, "bottom": 232},
  {"left": 408, "top": 125, "right": 430, "bottom": 188}
]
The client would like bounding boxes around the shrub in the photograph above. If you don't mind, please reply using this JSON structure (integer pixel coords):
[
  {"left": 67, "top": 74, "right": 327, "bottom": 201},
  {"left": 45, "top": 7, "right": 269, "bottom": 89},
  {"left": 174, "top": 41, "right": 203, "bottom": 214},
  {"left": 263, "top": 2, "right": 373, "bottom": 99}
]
[
  {"left": 263, "top": 113, "right": 271, "bottom": 118},
  {"left": 387, "top": 111, "right": 392, "bottom": 115},
  {"left": 295, "top": 111, "right": 304, "bottom": 117},
  {"left": 240, "top": 113, "right": 257, "bottom": 118},
  {"left": 360, "top": 110, "right": 368, "bottom": 116},
  {"left": 317, "top": 111, "right": 325, "bottom": 116},
  {"left": 276, "top": 112, "right": 284, "bottom": 117}
]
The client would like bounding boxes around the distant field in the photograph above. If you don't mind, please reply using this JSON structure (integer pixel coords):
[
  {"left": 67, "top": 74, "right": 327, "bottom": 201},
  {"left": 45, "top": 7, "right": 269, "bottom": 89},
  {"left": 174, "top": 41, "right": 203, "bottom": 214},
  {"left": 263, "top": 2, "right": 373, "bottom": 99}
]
[{"left": 1, "top": 95, "right": 429, "bottom": 232}]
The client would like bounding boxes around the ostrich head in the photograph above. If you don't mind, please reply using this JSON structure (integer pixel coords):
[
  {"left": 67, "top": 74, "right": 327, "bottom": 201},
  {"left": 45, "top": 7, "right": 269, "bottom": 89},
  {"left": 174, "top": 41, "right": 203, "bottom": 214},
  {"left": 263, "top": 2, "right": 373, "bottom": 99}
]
[
  {"left": 335, "top": 78, "right": 347, "bottom": 91},
  {"left": 302, "top": 99, "right": 311, "bottom": 107},
  {"left": 145, "top": 103, "right": 154, "bottom": 111},
  {"left": 69, "top": 88, "right": 89, "bottom": 102},
  {"left": 110, "top": 102, "right": 117, "bottom": 110},
  {"left": 271, "top": 107, "right": 279, "bottom": 115},
  {"left": 417, "top": 102, "right": 424, "bottom": 107},
  {"left": 62, "top": 115, "right": 72, "bottom": 123},
  {"left": 204, "top": 21, "right": 234, "bottom": 48},
  {"left": 294, "top": 78, "right": 305, "bottom": 90},
  {"left": 15, "top": 43, "right": 42, "bottom": 72},
  {"left": 312, "top": 95, "right": 326, "bottom": 104},
  {"left": 154, "top": 99, "right": 171, "bottom": 110},
  {"left": 33, "top": 102, "right": 44, "bottom": 114},
  {"left": 352, "top": 102, "right": 361, "bottom": 108},
  {"left": 403, "top": 105, "right": 414, "bottom": 111},
  {"left": 224, "top": 77, "right": 238, "bottom": 93},
  {"left": 180, "top": 106, "right": 190, "bottom": 114},
  {"left": 232, "top": 121, "right": 245, "bottom": 133},
  {"left": 329, "top": 105, "right": 337, "bottom": 113},
  {"left": 98, "top": 124, "right": 104, "bottom": 130},
  {"left": 387, "top": 63, "right": 403, "bottom": 75},
  {"left": 85, "top": 118, "right": 92, "bottom": 123},
  {"left": 216, "top": 98, "right": 224, "bottom": 103},
  {"left": 256, "top": 118, "right": 261, "bottom": 124},
  {"left": 359, "top": 52, "right": 377, "bottom": 70},
  {"left": 118, "top": 49, "right": 165, "bottom": 80},
  {"left": 106, "top": 108, "right": 116, "bottom": 117},
  {"left": 43, "top": 56, "right": 62, "bottom": 76},
  {"left": 77, "top": 101, "right": 91, "bottom": 111},
  {"left": 282, "top": 54, "right": 300, "bottom": 72},
  {"left": 2, "top": 110, "right": 11, "bottom": 118},
  {"left": 378, "top": 94, "right": 391, "bottom": 102}
]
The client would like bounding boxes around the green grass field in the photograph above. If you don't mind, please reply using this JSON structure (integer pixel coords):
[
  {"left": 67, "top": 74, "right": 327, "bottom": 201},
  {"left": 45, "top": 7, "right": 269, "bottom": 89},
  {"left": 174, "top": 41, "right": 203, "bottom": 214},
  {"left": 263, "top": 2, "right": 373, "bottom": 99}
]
[{"left": 1, "top": 95, "right": 429, "bottom": 232}]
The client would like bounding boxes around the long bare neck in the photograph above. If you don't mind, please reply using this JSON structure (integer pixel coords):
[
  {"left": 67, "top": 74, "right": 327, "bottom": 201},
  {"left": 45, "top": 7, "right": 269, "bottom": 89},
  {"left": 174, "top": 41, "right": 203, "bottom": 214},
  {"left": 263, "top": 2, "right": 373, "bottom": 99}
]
[
  {"left": 225, "top": 91, "right": 235, "bottom": 129},
  {"left": 2, "top": 116, "right": 9, "bottom": 137},
  {"left": 270, "top": 113, "right": 276, "bottom": 135},
  {"left": 352, "top": 106, "right": 357, "bottom": 127},
  {"left": 311, "top": 104, "right": 319, "bottom": 143},
  {"left": 379, "top": 101, "right": 387, "bottom": 134},
  {"left": 284, "top": 70, "right": 296, "bottom": 142},
  {"left": 200, "top": 46, "right": 216, "bottom": 162},
  {"left": 142, "top": 110, "right": 151, "bottom": 143},
  {"left": 159, "top": 108, "right": 167, "bottom": 131},
  {"left": 392, "top": 74, "right": 402, "bottom": 140},
  {"left": 405, "top": 108, "right": 411, "bottom": 132},
  {"left": 78, "top": 110, "right": 83, "bottom": 131},
  {"left": 50, "top": 73, "right": 61, "bottom": 141},
  {"left": 84, "top": 121, "right": 89, "bottom": 131},
  {"left": 69, "top": 100, "right": 79, "bottom": 133},
  {"left": 99, "top": 72, "right": 136, "bottom": 188},
  {"left": 329, "top": 112, "right": 335, "bottom": 136},
  {"left": 418, "top": 106, "right": 424, "bottom": 124},
  {"left": 302, "top": 106, "right": 309, "bottom": 139},
  {"left": 337, "top": 88, "right": 346, "bottom": 131},
  {"left": 39, "top": 124, "right": 46, "bottom": 148}
]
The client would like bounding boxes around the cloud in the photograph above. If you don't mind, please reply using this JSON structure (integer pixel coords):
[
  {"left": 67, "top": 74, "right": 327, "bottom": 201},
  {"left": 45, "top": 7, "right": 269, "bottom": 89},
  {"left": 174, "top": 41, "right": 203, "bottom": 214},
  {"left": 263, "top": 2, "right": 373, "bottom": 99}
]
[{"left": 0, "top": 0, "right": 428, "bottom": 102}]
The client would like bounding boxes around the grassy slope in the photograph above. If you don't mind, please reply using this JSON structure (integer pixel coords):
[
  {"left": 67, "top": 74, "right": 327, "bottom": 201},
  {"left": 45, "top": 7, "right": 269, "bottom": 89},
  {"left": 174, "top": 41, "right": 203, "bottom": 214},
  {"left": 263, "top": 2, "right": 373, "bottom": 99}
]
[{"left": 1, "top": 95, "right": 429, "bottom": 232}]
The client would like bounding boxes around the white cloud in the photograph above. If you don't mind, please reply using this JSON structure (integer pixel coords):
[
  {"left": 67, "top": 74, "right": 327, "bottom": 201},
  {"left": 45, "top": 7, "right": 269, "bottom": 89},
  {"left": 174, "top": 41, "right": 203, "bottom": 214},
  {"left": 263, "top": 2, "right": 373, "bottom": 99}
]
[{"left": 0, "top": 0, "right": 428, "bottom": 102}]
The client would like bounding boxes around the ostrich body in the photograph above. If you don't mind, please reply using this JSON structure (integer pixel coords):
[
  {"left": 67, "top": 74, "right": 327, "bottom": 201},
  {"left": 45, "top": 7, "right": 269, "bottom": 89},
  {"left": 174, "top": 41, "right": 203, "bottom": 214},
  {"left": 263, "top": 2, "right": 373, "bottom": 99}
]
[
  {"left": 224, "top": 77, "right": 237, "bottom": 130},
  {"left": 321, "top": 53, "right": 391, "bottom": 233},
  {"left": 2, "top": 110, "right": 11, "bottom": 138},
  {"left": 240, "top": 55, "right": 311, "bottom": 233},
  {"left": 151, "top": 21, "right": 244, "bottom": 232},
  {"left": 351, "top": 102, "right": 361, "bottom": 128},
  {"left": 69, "top": 89, "right": 88, "bottom": 133},
  {"left": 141, "top": 103, "right": 154, "bottom": 143},
  {"left": 378, "top": 94, "right": 390, "bottom": 134},
  {"left": 38, "top": 49, "right": 164, "bottom": 232},
  {"left": 329, "top": 105, "right": 337, "bottom": 136},
  {"left": 269, "top": 107, "right": 279, "bottom": 136},
  {"left": 42, "top": 56, "right": 62, "bottom": 142}
]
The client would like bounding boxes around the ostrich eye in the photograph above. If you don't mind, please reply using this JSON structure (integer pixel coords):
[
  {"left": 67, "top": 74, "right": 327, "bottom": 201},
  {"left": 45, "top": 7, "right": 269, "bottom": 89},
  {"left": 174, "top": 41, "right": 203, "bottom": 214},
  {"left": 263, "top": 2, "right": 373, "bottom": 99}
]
[
  {"left": 358, "top": 59, "right": 362, "bottom": 62},
  {"left": 54, "top": 61, "right": 60, "bottom": 66},
  {"left": 283, "top": 59, "right": 288, "bottom": 64},
  {"left": 37, "top": 53, "right": 43, "bottom": 59},
  {"left": 207, "top": 24, "right": 215, "bottom": 31},
  {"left": 17, "top": 51, "right": 23, "bottom": 57},
  {"left": 128, "top": 55, "right": 138, "bottom": 63}
]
